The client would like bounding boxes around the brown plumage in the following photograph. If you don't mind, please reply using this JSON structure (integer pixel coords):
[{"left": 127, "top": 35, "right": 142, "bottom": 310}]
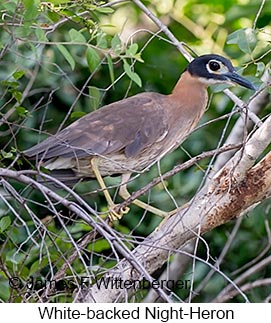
[
  {"left": 25, "top": 73, "right": 207, "bottom": 178},
  {"left": 24, "top": 54, "right": 255, "bottom": 218}
]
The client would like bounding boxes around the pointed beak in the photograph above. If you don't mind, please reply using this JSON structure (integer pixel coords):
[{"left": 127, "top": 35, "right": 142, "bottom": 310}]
[{"left": 225, "top": 71, "right": 256, "bottom": 90}]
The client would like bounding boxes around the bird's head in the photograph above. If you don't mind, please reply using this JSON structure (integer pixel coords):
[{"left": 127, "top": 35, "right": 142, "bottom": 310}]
[{"left": 187, "top": 54, "right": 255, "bottom": 90}]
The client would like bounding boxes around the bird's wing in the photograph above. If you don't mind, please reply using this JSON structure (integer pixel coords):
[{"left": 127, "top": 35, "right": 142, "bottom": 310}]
[{"left": 24, "top": 92, "right": 169, "bottom": 160}]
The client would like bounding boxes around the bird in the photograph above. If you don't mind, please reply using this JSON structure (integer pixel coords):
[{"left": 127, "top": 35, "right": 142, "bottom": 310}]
[{"left": 24, "top": 54, "right": 255, "bottom": 221}]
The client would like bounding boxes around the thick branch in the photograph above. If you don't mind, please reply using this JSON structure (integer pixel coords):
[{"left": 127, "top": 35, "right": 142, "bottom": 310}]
[
  {"left": 0, "top": 168, "right": 172, "bottom": 302},
  {"left": 212, "top": 114, "right": 271, "bottom": 186},
  {"left": 213, "top": 66, "right": 271, "bottom": 172},
  {"left": 75, "top": 112, "right": 271, "bottom": 301}
]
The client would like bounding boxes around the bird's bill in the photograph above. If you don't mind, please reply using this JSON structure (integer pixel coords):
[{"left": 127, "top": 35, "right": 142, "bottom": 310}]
[{"left": 225, "top": 71, "right": 256, "bottom": 90}]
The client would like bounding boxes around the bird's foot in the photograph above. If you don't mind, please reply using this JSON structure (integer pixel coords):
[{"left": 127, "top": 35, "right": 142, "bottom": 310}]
[{"left": 108, "top": 204, "right": 130, "bottom": 222}]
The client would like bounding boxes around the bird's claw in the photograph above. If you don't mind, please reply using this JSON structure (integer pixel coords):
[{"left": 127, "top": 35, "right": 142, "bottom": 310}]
[{"left": 108, "top": 204, "right": 130, "bottom": 222}]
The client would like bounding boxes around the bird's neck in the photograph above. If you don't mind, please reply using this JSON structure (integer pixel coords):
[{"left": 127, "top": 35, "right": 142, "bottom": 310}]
[
  {"left": 168, "top": 70, "right": 209, "bottom": 128},
  {"left": 171, "top": 71, "right": 208, "bottom": 99}
]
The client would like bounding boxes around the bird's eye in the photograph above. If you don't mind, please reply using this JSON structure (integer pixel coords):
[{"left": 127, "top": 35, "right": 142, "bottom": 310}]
[{"left": 208, "top": 61, "right": 221, "bottom": 72}]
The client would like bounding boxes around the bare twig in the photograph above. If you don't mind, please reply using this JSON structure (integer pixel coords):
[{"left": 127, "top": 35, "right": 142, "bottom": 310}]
[
  {"left": 0, "top": 168, "right": 173, "bottom": 303},
  {"left": 219, "top": 278, "right": 271, "bottom": 303},
  {"left": 0, "top": 47, "right": 44, "bottom": 128},
  {"left": 253, "top": 0, "right": 267, "bottom": 29},
  {"left": 143, "top": 241, "right": 195, "bottom": 303},
  {"left": 213, "top": 255, "right": 271, "bottom": 302},
  {"left": 73, "top": 111, "right": 271, "bottom": 302},
  {"left": 116, "top": 143, "right": 242, "bottom": 213},
  {"left": 211, "top": 66, "right": 271, "bottom": 173},
  {"left": 190, "top": 217, "right": 243, "bottom": 301},
  {"left": 131, "top": 0, "right": 192, "bottom": 61},
  {"left": 224, "top": 89, "right": 263, "bottom": 127},
  {"left": 232, "top": 217, "right": 271, "bottom": 276},
  {"left": 132, "top": 0, "right": 262, "bottom": 128}
]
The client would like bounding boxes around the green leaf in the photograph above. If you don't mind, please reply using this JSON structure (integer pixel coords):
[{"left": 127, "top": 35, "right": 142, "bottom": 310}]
[
  {"left": 126, "top": 43, "right": 138, "bottom": 56},
  {"left": 107, "top": 55, "right": 115, "bottom": 85},
  {"left": 126, "top": 43, "right": 143, "bottom": 62},
  {"left": 134, "top": 53, "right": 144, "bottom": 63},
  {"left": 3, "top": 1, "right": 17, "bottom": 11},
  {"left": 123, "top": 60, "right": 142, "bottom": 87},
  {"left": 47, "top": 0, "right": 70, "bottom": 4},
  {"left": 9, "top": 89, "right": 22, "bottom": 102},
  {"left": 22, "top": 0, "right": 34, "bottom": 9},
  {"left": 96, "top": 31, "right": 108, "bottom": 49},
  {"left": 89, "top": 86, "right": 100, "bottom": 110},
  {"left": 16, "top": 106, "right": 29, "bottom": 117},
  {"left": 13, "top": 70, "right": 25, "bottom": 80},
  {"left": 227, "top": 30, "right": 240, "bottom": 44},
  {"left": 1, "top": 150, "right": 13, "bottom": 159},
  {"left": 56, "top": 44, "right": 75, "bottom": 70},
  {"left": 23, "top": 0, "right": 38, "bottom": 27},
  {"left": 95, "top": 7, "right": 114, "bottom": 14},
  {"left": 92, "top": 239, "right": 110, "bottom": 253},
  {"left": 47, "top": 10, "right": 61, "bottom": 23},
  {"left": 111, "top": 34, "right": 122, "bottom": 55},
  {"left": 86, "top": 47, "right": 101, "bottom": 72},
  {"left": 29, "top": 258, "right": 48, "bottom": 276},
  {"left": 1, "top": 80, "right": 19, "bottom": 88},
  {"left": 69, "top": 28, "right": 86, "bottom": 43},
  {"left": 70, "top": 111, "right": 86, "bottom": 121},
  {"left": 35, "top": 27, "right": 48, "bottom": 42},
  {"left": 0, "top": 216, "right": 11, "bottom": 233},
  {"left": 255, "top": 62, "right": 265, "bottom": 77},
  {"left": 227, "top": 28, "right": 257, "bottom": 54},
  {"left": 40, "top": 166, "right": 51, "bottom": 174}
]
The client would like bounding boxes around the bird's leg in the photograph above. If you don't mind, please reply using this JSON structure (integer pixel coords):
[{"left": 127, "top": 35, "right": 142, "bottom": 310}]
[
  {"left": 90, "top": 159, "right": 129, "bottom": 221},
  {"left": 119, "top": 173, "right": 168, "bottom": 218}
]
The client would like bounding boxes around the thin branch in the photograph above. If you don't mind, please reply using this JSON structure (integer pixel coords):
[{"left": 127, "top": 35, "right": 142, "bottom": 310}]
[
  {"left": 116, "top": 143, "right": 242, "bottom": 213},
  {"left": 131, "top": 0, "right": 192, "bottom": 61},
  {"left": 253, "top": 0, "right": 266, "bottom": 29},
  {"left": 0, "top": 47, "right": 44, "bottom": 128},
  {"left": 0, "top": 168, "right": 173, "bottom": 303},
  {"left": 213, "top": 256, "right": 271, "bottom": 302},
  {"left": 232, "top": 217, "right": 271, "bottom": 276},
  {"left": 221, "top": 278, "right": 271, "bottom": 303},
  {"left": 212, "top": 66, "right": 270, "bottom": 173},
  {"left": 224, "top": 89, "right": 263, "bottom": 127},
  {"left": 74, "top": 146, "right": 271, "bottom": 302},
  {"left": 190, "top": 217, "right": 243, "bottom": 301},
  {"left": 74, "top": 114, "right": 271, "bottom": 301},
  {"left": 143, "top": 241, "right": 195, "bottom": 303},
  {"left": 132, "top": 0, "right": 262, "bottom": 128},
  {"left": 40, "top": 229, "right": 101, "bottom": 302}
]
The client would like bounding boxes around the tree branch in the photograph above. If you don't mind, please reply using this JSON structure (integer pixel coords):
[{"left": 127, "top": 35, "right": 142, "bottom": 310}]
[
  {"left": 132, "top": 0, "right": 262, "bottom": 128},
  {"left": 73, "top": 111, "right": 271, "bottom": 302},
  {"left": 116, "top": 143, "right": 241, "bottom": 213},
  {"left": 213, "top": 255, "right": 271, "bottom": 302},
  {"left": 0, "top": 168, "right": 173, "bottom": 303},
  {"left": 131, "top": 0, "right": 192, "bottom": 61},
  {"left": 212, "top": 66, "right": 271, "bottom": 173}
]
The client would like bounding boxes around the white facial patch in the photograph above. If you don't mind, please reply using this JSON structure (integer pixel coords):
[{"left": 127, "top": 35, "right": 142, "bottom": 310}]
[{"left": 197, "top": 77, "right": 230, "bottom": 86}]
